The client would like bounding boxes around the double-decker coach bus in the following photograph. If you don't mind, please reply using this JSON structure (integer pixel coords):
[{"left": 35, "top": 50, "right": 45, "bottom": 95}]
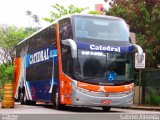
[{"left": 14, "top": 14, "right": 143, "bottom": 111}]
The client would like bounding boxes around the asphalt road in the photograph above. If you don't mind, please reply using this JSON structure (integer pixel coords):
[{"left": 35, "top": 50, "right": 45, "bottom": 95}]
[{"left": 0, "top": 102, "right": 160, "bottom": 120}]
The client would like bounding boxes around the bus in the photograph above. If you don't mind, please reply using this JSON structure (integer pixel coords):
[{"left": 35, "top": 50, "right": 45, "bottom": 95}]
[{"left": 14, "top": 14, "right": 143, "bottom": 111}]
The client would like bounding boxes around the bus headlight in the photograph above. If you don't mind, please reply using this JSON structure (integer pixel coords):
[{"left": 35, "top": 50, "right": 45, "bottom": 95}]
[
  {"left": 123, "top": 89, "right": 133, "bottom": 95},
  {"left": 72, "top": 84, "right": 89, "bottom": 93}
]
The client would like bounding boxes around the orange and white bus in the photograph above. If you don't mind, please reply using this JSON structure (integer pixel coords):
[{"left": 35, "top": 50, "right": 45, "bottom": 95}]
[{"left": 14, "top": 14, "right": 143, "bottom": 111}]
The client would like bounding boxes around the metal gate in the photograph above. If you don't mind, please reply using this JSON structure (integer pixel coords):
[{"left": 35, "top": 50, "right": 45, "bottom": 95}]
[{"left": 141, "top": 69, "right": 160, "bottom": 105}]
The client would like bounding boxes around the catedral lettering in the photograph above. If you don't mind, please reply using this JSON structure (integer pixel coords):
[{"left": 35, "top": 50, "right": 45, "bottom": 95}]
[
  {"left": 14, "top": 14, "right": 143, "bottom": 111},
  {"left": 90, "top": 45, "right": 121, "bottom": 52},
  {"left": 29, "top": 48, "right": 49, "bottom": 65}
]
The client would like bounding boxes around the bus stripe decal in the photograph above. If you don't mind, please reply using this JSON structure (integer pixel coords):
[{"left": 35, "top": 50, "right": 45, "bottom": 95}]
[
  {"left": 77, "top": 81, "right": 133, "bottom": 92},
  {"left": 14, "top": 58, "right": 21, "bottom": 98}
]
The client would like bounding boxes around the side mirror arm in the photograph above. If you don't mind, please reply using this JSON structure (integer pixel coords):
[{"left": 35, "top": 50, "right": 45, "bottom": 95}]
[
  {"left": 132, "top": 44, "right": 143, "bottom": 63},
  {"left": 62, "top": 39, "right": 77, "bottom": 58}
]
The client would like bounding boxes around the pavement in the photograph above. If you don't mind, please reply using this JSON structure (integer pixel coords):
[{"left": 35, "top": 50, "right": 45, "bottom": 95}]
[
  {"left": 0, "top": 102, "right": 160, "bottom": 111},
  {"left": 120, "top": 105, "right": 160, "bottom": 111}
]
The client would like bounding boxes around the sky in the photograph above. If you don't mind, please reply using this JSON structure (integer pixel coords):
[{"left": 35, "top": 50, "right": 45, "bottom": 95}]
[{"left": 0, "top": 0, "right": 106, "bottom": 28}]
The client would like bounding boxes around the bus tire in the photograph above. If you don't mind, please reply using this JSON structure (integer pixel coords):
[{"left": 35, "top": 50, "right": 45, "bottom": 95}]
[
  {"left": 20, "top": 88, "right": 30, "bottom": 105},
  {"left": 15, "top": 88, "right": 21, "bottom": 102},
  {"left": 55, "top": 90, "right": 61, "bottom": 110},
  {"left": 28, "top": 101, "right": 36, "bottom": 105},
  {"left": 53, "top": 88, "right": 64, "bottom": 110},
  {"left": 102, "top": 106, "right": 111, "bottom": 111},
  {"left": 20, "top": 90, "right": 26, "bottom": 105}
]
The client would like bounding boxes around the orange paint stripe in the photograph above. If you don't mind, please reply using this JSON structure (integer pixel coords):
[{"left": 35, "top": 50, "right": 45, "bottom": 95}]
[
  {"left": 14, "top": 58, "right": 21, "bottom": 96},
  {"left": 56, "top": 23, "right": 72, "bottom": 105},
  {"left": 56, "top": 23, "right": 62, "bottom": 75},
  {"left": 77, "top": 81, "right": 133, "bottom": 92}
]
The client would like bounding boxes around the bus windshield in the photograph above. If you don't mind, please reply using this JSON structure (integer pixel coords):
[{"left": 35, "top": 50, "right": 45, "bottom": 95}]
[
  {"left": 74, "top": 16, "right": 129, "bottom": 41},
  {"left": 74, "top": 49, "right": 133, "bottom": 84}
]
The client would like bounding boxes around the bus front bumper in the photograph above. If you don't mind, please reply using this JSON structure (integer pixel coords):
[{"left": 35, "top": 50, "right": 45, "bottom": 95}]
[{"left": 72, "top": 88, "right": 134, "bottom": 107}]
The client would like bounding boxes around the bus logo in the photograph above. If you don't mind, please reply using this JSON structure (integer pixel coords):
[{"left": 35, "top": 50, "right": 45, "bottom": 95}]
[
  {"left": 98, "top": 86, "right": 106, "bottom": 92},
  {"left": 26, "top": 48, "right": 57, "bottom": 67},
  {"left": 29, "top": 48, "right": 49, "bottom": 65},
  {"left": 90, "top": 44, "right": 121, "bottom": 52}
]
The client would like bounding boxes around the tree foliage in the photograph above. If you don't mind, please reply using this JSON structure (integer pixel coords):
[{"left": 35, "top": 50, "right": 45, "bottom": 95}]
[
  {"left": 0, "top": 25, "right": 37, "bottom": 64},
  {"left": 108, "top": 0, "right": 160, "bottom": 68},
  {"left": 0, "top": 63, "right": 14, "bottom": 86},
  {"left": 43, "top": 3, "right": 88, "bottom": 23},
  {"left": 0, "top": 12, "right": 40, "bottom": 86},
  {"left": 88, "top": 10, "right": 101, "bottom": 15},
  {"left": 25, "top": 10, "right": 40, "bottom": 27}
]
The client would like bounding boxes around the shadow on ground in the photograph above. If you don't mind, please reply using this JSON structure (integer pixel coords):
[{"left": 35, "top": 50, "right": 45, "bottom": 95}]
[{"left": 32, "top": 102, "right": 123, "bottom": 113}]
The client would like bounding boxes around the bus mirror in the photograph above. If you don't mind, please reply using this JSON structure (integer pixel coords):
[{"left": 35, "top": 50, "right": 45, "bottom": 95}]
[
  {"left": 62, "top": 39, "right": 77, "bottom": 58},
  {"left": 132, "top": 44, "right": 143, "bottom": 63}
]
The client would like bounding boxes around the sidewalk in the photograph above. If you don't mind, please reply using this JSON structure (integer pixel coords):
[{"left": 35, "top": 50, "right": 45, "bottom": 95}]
[
  {"left": 1, "top": 101, "right": 160, "bottom": 111},
  {"left": 120, "top": 105, "right": 160, "bottom": 111}
]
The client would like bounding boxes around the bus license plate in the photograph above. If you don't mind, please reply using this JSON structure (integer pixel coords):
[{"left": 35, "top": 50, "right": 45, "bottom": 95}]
[{"left": 101, "top": 100, "right": 112, "bottom": 104}]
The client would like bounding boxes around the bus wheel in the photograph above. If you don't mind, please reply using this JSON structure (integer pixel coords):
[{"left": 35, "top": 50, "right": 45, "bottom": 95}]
[
  {"left": 28, "top": 101, "right": 36, "bottom": 105},
  {"left": 102, "top": 106, "right": 111, "bottom": 111},
  {"left": 20, "top": 91, "right": 33, "bottom": 105},
  {"left": 15, "top": 88, "right": 21, "bottom": 102},
  {"left": 53, "top": 89, "right": 64, "bottom": 110},
  {"left": 55, "top": 90, "right": 61, "bottom": 109},
  {"left": 20, "top": 91, "right": 26, "bottom": 105}
]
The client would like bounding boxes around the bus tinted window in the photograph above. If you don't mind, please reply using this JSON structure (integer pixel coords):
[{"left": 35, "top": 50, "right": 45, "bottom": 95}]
[
  {"left": 74, "top": 17, "right": 129, "bottom": 41},
  {"left": 59, "top": 18, "right": 73, "bottom": 41},
  {"left": 59, "top": 18, "right": 73, "bottom": 77},
  {"left": 74, "top": 50, "right": 133, "bottom": 82}
]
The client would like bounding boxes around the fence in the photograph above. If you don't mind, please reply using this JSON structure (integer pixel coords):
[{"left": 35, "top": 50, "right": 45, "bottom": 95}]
[{"left": 135, "top": 69, "right": 160, "bottom": 106}]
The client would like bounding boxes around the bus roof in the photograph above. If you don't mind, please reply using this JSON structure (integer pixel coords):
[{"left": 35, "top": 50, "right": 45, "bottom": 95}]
[
  {"left": 17, "top": 14, "right": 124, "bottom": 46},
  {"left": 72, "top": 14, "right": 123, "bottom": 20}
]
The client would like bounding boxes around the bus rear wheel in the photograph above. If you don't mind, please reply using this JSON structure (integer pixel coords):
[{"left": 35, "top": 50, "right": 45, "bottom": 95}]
[
  {"left": 20, "top": 90, "right": 35, "bottom": 105},
  {"left": 102, "top": 106, "right": 111, "bottom": 111},
  {"left": 20, "top": 90, "right": 27, "bottom": 105}
]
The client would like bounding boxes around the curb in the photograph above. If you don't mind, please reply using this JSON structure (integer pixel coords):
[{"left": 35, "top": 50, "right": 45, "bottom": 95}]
[
  {"left": 118, "top": 106, "right": 160, "bottom": 111},
  {"left": 129, "top": 106, "right": 160, "bottom": 111}
]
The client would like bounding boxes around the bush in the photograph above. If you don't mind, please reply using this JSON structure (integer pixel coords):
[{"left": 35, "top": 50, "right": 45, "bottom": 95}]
[
  {"left": 150, "top": 94, "right": 160, "bottom": 106},
  {"left": 0, "top": 63, "right": 14, "bottom": 86}
]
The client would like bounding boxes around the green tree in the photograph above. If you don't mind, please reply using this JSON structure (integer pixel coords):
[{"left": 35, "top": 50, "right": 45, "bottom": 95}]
[
  {"left": 43, "top": 3, "right": 88, "bottom": 23},
  {"left": 0, "top": 63, "right": 14, "bottom": 86},
  {"left": 0, "top": 25, "right": 37, "bottom": 86},
  {"left": 25, "top": 10, "right": 40, "bottom": 27},
  {"left": 0, "top": 64, "right": 6, "bottom": 85},
  {"left": 0, "top": 25, "right": 36, "bottom": 64},
  {"left": 108, "top": 0, "right": 160, "bottom": 68},
  {"left": 88, "top": 10, "right": 101, "bottom": 15}
]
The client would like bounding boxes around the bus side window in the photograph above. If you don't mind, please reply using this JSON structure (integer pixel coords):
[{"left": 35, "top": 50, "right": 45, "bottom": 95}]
[
  {"left": 59, "top": 18, "right": 73, "bottom": 77},
  {"left": 59, "top": 18, "right": 73, "bottom": 41}
]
